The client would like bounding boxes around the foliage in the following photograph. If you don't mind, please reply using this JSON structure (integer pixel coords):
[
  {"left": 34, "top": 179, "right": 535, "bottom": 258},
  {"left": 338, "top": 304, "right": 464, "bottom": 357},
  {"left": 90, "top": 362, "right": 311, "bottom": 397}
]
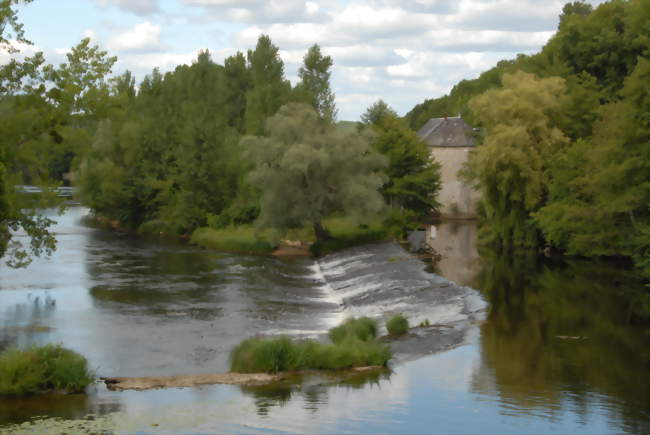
[
  {"left": 0, "top": 344, "right": 94, "bottom": 396},
  {"left": 190, "top": 226, "right": 274, "bottom": 255},
  {"left": 535, "top": 57, "right": 650, "bottom": 277},
  {"left": 231, "top": 317, "right": 391, "bottom": 374},
  {"left": 386, "top": 314, "right": 409, "bottom": 336},
  {"left": 309, "top": 218, "right": 388, "bottom": 257},
  {"left": 295, "top": 44, "right": 337, "bottom": 123},
  {"left": 370, "top": 115, "right": 441, "bottom": 217},
  {"left": 244, "top": 35, "right": 292, "bottom": 135},
  {"left": 0, "top": 0, "right": 33, "bottom": 52},
  {"left": 0, "top": 0, "right": 59, "bottom": 267},
  {"left": 245, "top": 103, "right": 387, "bottom": 243},
  {"left": 328, "top": 317, "right": 378, "bottom": 344},
  {"left": 361, "top": 99, "right": 397, "bottom": 125},
  {"left": 464, "top": 71, "right": 569, "bottom": 248}
]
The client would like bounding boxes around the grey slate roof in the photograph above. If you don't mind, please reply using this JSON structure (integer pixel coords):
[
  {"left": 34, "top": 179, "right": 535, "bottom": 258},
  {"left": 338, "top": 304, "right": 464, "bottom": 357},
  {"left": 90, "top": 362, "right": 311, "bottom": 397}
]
[{"left": 416, "top": 117, "right": 476, "bottom": 148}]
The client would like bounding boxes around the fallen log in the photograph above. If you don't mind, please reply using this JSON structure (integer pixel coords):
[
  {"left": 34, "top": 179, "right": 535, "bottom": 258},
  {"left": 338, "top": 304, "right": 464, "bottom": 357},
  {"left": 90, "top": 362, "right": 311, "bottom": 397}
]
[
  {"left": 101, "top": 366, "right": 385, "bottom": 391},
  {"left": 101, "top": 372, "right": 283, "bottom": 391}
]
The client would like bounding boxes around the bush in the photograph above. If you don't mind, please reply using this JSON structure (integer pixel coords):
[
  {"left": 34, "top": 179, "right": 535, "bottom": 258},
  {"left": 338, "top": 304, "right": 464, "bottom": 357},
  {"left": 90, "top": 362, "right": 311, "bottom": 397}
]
[
  {"left": 0, "top": 344, "right": 94, "bottom": 396},
  {"left": 328, "top": 317, "right": 378, "bottom": 344},
  {"left": 386, "top": 315, "right": 409, "bottom": 336},
  {"left": 230, "top": 317, "right": 391, "bottom": 374},
  {"left": 310, "top": 218, "right": 388, "bottom": 257},
  {"left": 190, "top": 227, "right": 274, "bottom": 254},
  {"left": 229, "top": 336, "right": 391, "bottom": 374}
]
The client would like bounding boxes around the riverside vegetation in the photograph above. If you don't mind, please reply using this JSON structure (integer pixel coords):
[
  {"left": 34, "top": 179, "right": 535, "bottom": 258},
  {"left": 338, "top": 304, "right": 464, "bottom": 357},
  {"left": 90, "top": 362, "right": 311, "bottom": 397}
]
[
  {"left": 230, "top": 317, "right": 391, "bottom": 373},
  {"left": 0, "top": 344, "right": 94, "bottom": 396},
  {"left": 406, "top": 0, "right": 650, "bottom": 280}
]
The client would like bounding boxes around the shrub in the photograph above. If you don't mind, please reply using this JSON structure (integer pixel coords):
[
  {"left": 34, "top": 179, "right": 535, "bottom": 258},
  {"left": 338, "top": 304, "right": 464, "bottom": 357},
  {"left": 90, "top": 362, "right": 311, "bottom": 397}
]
[
  {"left": 386, "top": 315, "right": 409, "bottom": 336},
  {"left": 229, "top": 336, "right": 391, "bottom": 374},
  {"left": 0, "top": 344, "right": 94, "bottom": 396},
  {"left": 328, "top": 317, "right": 378, "bottom": 344},
  {"left": 310, "top": 217, "right": 388, "bottom": 257},
  {"left": 230, "top": 317, "right": 391, "bottom": 374}
]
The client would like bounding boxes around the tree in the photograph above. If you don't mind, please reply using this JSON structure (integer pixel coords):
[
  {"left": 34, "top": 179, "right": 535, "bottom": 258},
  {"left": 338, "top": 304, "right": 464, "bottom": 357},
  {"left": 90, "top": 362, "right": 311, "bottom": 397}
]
[
  {"left": 361, "top": 99, "right": 397, "bottom": 125},
  {"left": 0, "top": 0, "right": 57, "bottom": 267},
  {"left": 296, "top": 44, "right": 337, "bottom": 123},
  {"left": 0, "top": 0, "right": 32, "bottom": 52},
  {"left": 245, "top": 103, "right": 387, "bottom": 242},
  {"left": 464, "top": 71, "right": 569, "bottom": 248},
  {"left": 244, "top": 35, "right": 291, "bottom": 135},
  {"left": 535, "top": 57, "right": 650, "bottom": 277},
  {"left": 370, "top": 114, "right": 441, "bottom": 217}
]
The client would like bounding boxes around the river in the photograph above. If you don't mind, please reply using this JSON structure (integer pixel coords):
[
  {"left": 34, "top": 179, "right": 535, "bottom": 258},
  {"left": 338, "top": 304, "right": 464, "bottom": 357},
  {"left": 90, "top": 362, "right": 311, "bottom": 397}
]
[{"left": 0, "top": 206, "right": 648, "bottom": 434}]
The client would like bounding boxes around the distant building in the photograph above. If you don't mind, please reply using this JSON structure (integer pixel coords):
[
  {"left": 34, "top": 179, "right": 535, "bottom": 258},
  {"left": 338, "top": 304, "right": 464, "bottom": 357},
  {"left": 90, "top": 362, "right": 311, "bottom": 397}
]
[{"left": 417, "top": 116, "right": 480, "bottom": 219}]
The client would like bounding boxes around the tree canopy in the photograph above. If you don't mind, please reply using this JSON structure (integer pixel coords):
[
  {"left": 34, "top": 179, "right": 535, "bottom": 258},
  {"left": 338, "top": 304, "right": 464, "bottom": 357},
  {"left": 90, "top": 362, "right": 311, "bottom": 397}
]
[{"left": 245, "top": 103, "right": 387, "bottom": 242}]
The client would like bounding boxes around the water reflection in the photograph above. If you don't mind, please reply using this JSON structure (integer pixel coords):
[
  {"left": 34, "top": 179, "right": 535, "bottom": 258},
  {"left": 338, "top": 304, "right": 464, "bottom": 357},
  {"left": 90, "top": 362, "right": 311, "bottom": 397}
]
[
  {"left": 470, "top": 251, "right": 650, "bottom": 433},
  {"left": 240, "top": 369, "right": 391, "bottom": 416}
]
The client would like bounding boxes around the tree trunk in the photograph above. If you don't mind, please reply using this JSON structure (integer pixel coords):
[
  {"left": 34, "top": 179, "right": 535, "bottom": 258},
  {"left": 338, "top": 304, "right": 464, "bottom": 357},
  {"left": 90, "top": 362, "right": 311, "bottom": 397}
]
[{"left": 313, "top": 220, "right": 331, "bottom": 243}]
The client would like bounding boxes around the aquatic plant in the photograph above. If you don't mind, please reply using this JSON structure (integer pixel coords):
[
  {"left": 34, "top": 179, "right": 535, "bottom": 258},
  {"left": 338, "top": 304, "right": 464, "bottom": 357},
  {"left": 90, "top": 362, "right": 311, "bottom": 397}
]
[
  {"left": 386, "top": 315, "right": 409, "bottom": 336},
  {"left": 328, "top": 317, "right": 378, "bottom": 344},
  {"left": 230, "top": 336, "right": 391, "bottom": 374},
  {"left": 0, "top": 344, "right": 95, "bottom": 396},
  {"left": 231, "top": 317, "right": 391, "bottom": 373}
]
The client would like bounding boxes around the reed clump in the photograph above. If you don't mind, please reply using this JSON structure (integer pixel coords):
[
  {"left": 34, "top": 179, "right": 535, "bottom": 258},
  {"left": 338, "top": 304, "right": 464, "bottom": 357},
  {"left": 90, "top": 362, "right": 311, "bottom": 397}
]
[
  {"left": 386, "top": 315, "right": 409, "bottom": 336},
  {"left": 0, "top": 344, "right": 95, "bottom": 396},
  {"left": 230, "top": 317, "right": 391, "bottom": 374}
]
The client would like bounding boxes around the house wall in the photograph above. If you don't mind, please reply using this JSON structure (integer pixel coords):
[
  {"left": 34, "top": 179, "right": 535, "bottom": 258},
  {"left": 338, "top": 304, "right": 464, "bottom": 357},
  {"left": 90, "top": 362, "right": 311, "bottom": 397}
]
[{"left": 430, "top": 147, "right": 480, "bottom": 219}]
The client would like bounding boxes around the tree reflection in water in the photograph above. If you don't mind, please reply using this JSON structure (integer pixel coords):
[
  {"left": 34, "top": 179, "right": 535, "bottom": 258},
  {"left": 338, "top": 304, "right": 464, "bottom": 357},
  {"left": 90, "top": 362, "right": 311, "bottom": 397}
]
[{"left": 470, "top": 250, "right": 650, "bottom": 433}]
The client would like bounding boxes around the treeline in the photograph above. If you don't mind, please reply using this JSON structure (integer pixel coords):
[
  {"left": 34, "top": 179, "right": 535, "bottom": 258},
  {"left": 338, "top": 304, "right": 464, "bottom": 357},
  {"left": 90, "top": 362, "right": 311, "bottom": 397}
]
[
  {"left": 405, "top": 0, "right": 649, "bottom": 278},
  {"left": 1, "top": 1, "right": 441, "bottom": 264}
]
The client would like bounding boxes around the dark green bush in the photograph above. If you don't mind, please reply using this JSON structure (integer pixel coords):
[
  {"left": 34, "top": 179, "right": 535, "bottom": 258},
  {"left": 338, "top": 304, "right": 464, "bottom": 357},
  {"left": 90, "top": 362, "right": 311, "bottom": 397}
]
[
  {"left": 190, "top": 227, "right": 274, "bottom": 254},
  {"left": 328, "top": 317, "right": 378, "bottom": 344},
  {"left": 229, "top": 336, "right": 391, "bottom": 374},
  {"left": 0, "top": 344, "right": 95, "bottom": 396},
  {"left": 230, "top": 317, "right": 391, "bottom": 374},
  {"left": 386, "top": 315, "right": 409, "bottom": 336}
]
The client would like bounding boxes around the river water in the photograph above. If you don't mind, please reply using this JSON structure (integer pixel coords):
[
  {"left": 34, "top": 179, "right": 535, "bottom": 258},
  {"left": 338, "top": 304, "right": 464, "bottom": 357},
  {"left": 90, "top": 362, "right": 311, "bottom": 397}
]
[{"left": 0, "top": 207, "right": 648, "bottom": 434}]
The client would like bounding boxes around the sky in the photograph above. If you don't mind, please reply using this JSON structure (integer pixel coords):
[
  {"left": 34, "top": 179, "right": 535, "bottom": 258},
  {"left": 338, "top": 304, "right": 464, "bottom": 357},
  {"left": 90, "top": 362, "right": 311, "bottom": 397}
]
[{"left": 6, "top": 0, "right": 606, "bottom": 121}]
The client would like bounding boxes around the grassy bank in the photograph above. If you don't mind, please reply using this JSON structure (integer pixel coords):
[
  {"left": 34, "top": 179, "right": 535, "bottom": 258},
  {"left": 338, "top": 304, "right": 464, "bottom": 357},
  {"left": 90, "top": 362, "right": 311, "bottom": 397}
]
[
  {"left": 230, "top": 317, "right": 392, "bottom": 373},
  {"left": 0, "top": 344, "right": 94, "bottom": 396},
  {"left": 310, "top": 217, "right": 389, "bottom": 257},
  {"left": 191, "top": 226, "right": 275, "bottom": 254}
]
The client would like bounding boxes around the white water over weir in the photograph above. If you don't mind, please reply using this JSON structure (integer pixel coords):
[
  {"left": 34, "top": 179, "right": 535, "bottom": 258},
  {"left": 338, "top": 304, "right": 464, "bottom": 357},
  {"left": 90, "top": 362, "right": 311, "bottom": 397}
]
[{"left": 307, "top": 241, "right": 486, "bottom": 351}]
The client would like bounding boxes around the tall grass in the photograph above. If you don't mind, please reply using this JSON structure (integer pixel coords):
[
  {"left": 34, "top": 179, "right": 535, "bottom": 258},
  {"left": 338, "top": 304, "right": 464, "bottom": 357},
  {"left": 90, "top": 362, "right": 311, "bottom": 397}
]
[
  {"left": 311, "top": 217, "right": 388, "bottom": 257},
  {"left": 328, "top": 317, "right": 378, "bottom": 344},
  {"left": 191, "top": 227, "right": 275, "bottom": 254},
  {"left": 386, "top": 315, "right": 409, "bottom": 336},
  {"left": 0, "top": 344, "right": 95, "bottom": 396},
  {"left": 230, "top": 317, "right": 391, "bottom": 374}
]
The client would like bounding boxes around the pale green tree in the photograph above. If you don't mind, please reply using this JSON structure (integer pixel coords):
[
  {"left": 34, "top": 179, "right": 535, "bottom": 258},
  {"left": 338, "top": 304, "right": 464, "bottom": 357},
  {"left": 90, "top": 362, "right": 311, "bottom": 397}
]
[
  {"left": 464, "top": 71, "right": 569, "bottom": 247},
  {"left": 245, "top": 103, "right": 387, "bottom": 242}
]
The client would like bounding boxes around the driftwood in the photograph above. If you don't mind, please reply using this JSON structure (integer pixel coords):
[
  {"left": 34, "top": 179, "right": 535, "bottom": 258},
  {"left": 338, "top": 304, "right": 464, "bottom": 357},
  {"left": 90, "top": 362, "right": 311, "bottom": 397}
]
[
  {"left": 101, "top": 372, "right": 283, "bottom": 391},
  {"left": 101, "top": 366, "right": 384, "bottom": 391}
]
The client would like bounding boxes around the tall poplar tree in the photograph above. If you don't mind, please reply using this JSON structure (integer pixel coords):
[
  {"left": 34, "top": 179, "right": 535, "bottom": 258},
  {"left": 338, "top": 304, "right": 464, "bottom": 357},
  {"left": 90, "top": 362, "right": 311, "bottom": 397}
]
[{"left": 296, "top": 44, "right": 337, "bottom": 123}]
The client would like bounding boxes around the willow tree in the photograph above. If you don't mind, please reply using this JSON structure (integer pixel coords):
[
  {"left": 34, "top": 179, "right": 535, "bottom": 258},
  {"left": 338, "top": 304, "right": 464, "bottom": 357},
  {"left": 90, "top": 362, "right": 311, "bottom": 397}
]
[
  {"left": 245, "top": 103, "right": 387, "bottom": 242},
  {"left": 464, "top": 71, "right": 569, "bottom": 248}
]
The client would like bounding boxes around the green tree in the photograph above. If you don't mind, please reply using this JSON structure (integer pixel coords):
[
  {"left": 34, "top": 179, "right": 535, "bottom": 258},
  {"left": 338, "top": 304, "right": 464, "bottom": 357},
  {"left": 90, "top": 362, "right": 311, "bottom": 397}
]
[
  {"left": 244, "top": 35, "right": 291, "bottom": 135},
  {"left": 535, "top": 57, "right": 650, "bottom": 278},
  {"left": 464, "top": 71, "right": 569, "bottom": 248},
  {"left": 296, "top": 44, "right": 337, "bottom": 123},
  {"left": 245, "top": 103, "right": 387, "bottom": 242},
  {"left": 0, "top": 0, "right": 32, "bottom": 52},
  {"left": 361, "top": 99, "right": 397, "bottom": 125},
  {"left": 0, "top": 0, "right": 57, "bottom": 267},
  {"left": 370, "top": 114, "right": 441, "bottom": 217}
]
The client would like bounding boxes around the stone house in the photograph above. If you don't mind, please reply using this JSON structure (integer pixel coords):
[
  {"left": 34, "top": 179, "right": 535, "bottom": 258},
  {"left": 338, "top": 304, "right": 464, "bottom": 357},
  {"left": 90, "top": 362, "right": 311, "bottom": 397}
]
[{"left": 416, "top": 116, "right": 480, "bottom": 219}]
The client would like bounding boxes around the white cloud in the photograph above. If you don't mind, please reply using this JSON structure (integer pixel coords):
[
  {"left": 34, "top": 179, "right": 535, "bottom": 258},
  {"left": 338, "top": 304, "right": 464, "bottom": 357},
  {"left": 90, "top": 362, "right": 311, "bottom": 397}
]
[
  {"left": 108, "top": 22, "right": 163, "bottom": 53},
  {"left": 183, "top": 0, "right": 327, "bottom": 23},
  {"left": 94, "top": 0, "right": 160, "bottom": 16}
]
